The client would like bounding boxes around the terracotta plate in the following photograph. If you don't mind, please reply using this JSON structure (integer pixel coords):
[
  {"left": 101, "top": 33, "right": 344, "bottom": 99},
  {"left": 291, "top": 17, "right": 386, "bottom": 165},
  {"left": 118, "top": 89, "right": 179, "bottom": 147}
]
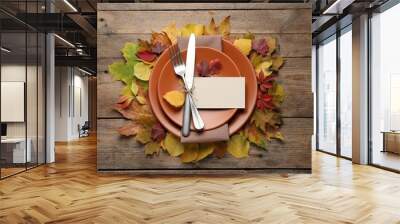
[
  {"left": 149, "top": 39, "right": 257, "bottom": 137},
  {"left": 157, "top": 47, "right": 241, "bottom": 131}
]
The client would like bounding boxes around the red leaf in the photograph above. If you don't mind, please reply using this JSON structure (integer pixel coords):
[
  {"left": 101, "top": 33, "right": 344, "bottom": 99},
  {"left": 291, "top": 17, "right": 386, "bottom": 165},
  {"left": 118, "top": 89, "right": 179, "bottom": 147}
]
[
  {"left": 209, "top": 58, "right": 222, "bottom": 75},
  {"left": 137, "top": 50, "right": 157, "bottom": 62},
  {"left": 115, "top": 95, "right": 133, "bottom": 110},
  {"left": 252, "top": 38, "right": 269, "bottom": 56},
  {"left": 151, "top": 122, "right": 166, "bottom": 142},
  {"left": 256, "top": 90, "right": 274, "bottom": 110},
  {"left": 196, "top": 60, "right": 210, "bottom": 77}
]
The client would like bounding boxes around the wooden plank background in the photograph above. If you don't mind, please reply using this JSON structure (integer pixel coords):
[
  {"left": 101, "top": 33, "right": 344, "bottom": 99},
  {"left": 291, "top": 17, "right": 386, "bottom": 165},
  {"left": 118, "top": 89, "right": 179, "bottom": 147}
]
[{"left": 97, "top": 3, "right": 312, "bottom": 173}]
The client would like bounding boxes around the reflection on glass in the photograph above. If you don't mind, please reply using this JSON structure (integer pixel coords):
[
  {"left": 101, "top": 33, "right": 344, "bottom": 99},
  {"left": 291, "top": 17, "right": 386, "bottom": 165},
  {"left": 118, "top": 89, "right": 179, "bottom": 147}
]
[
  {"left": 371, "top": 3, "right": 400, "bottom": 171},
  {"left": 340, "top": 28, "right": 352, "bottom": 158},
  {"left": 318, "top": 36, "right": 337, "bottom": 154}
]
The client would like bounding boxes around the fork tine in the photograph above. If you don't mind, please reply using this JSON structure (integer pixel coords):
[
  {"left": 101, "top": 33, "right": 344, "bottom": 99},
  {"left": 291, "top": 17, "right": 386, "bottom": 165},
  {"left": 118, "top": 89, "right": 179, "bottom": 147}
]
[
  {"left": 169, "top": 45, "right": 177, "bottom": 68},
  {"left": 176, "top": 46, "right": 184, "bottom": 66}
]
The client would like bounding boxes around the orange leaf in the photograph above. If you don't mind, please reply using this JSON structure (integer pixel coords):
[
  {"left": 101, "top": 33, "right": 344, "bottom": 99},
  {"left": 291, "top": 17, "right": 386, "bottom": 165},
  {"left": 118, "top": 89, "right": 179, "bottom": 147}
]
[
  {"left": 117, "top": 122, "right": 140, "bottom": 136},
  {"left": 205, "top": 18, "right": 218, "bottom": 35}
]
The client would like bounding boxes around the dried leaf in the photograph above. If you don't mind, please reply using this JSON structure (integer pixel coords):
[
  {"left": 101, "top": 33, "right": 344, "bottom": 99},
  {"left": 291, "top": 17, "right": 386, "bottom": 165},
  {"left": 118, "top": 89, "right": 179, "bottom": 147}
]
[
  {"left": 151, "top": 32, "right": 172, "bottom": 48},
  {"left": 163, "top": 90, "right": 185, "bottom": 108},
  {"left": 131, "top": 79, "right": 139, "bottom": 96},
  {"left": 136, "top": 95, "right": 147, "bottom": 105},
  {"left": 266, "top": 37, "right": 277, "bottom": 55},
  {"left": 136, "top": 127, "right": 152, "bottom": 144},
  {"left": 243, "top": 32, "right": 255, "bottom": 40},
  {"left": 121, "top": 42, "right": 139, "bottom": 66},
  {"left": 116, "top": 95, "right": 133, "bottom": 110},
  {"left": 218, "top": 16, "right": 231, "bottom": 37},
  {"left": 250, "top": 52, "right": 263, "bottom": 68},
  {"left": 233, "top": 38, "right": 252, "bottom": 56},
  {"left": 255, "top": 60, "right": 272, "bottom": 74},
  {"left": 136, "top": 51, "right": 157, "bottom": 62},
  {"left": 252, "top": 38, "right": 269, "bottom": 56},
  {"left": 271, "top": 56, "right": 284, "bottom": 71},
  {"left": 138, "top": 39, "right": 152, "bottom": 52},
  {"left": 144, "top": 142, "right": 161, "bottom": 155},
  {"left": 134, "top": 62, "right": 151, "bottom": 81},
  {"left": 152, "top": 42, "right": 167, "bottom": 55},
  {"left": 114, "top": 101, "right": 156, "bottom": 127},
  {"left": 180, "top": 144, "right": 199, "bottom": 163},
  {"left": 196, "top": 60, "right": 210, "bottom": 77},
  {"left": 226, "top": 134, "right": 250, "bottom": 158},
  {"left": 245, "top": 125, "right": 267, "bottom": 149},
  {"left": 181, "top": 24, "right": 204, "bottom": 36},
  {"left": 151, "top": 122, "right": 166, "bottom": 142},
  {"left": 164, "top": 133, "right": 184, "bottom": 157},
  {"left": 205, "top": 18, "right": 218, "bottom": 35},
  {"left": 196, "top": 144, "right": 215, "bottom": 161},
  {"left": 209, "top": 59, "right": 222, "bottom": 75},
  {"left": 117, "top": 122, "right": 140, "bottom": 137},
  {"left": 108, "top": 61, "right": 133, "bottom": 84},
  {"left": 163, "top": 22, "right": 180, "bottom": 44},
  {"left": 251, "top": 110, "right": 281, "bottom": 132},
  {"left": 213, "top": 142, "right": 227, "bottom": 158}
]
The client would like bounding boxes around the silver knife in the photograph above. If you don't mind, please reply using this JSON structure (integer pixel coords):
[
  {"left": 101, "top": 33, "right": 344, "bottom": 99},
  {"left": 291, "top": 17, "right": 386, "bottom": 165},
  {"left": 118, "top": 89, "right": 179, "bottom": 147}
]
[{"left": 182, "top": 33, "right": 204, "bottom": 136}]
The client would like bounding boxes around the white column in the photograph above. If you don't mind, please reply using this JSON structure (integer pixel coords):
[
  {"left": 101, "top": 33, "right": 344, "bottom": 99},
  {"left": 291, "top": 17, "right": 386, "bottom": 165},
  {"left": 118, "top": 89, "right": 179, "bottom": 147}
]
[{"left": 352, "top": 14, "right": 369, "bottom": 164}]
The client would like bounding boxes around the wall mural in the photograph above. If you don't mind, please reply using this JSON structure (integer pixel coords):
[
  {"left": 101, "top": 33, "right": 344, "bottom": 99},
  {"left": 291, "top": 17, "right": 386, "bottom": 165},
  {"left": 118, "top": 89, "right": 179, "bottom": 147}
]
[{"left": 108, "top": 17, "right": 286, "bottom": 163}]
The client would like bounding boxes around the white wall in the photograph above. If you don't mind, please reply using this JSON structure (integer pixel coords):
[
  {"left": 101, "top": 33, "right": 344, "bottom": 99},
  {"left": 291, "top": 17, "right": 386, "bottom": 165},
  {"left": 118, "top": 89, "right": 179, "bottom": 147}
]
[{"left": 54, "top": 67, "right": 89, "bottom": 141}]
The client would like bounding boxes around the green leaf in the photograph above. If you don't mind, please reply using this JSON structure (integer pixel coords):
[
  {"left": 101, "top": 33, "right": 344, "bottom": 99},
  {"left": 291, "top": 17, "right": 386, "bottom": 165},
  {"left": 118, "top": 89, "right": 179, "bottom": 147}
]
[
  {"left": 121, "top": 42, "right": 139, "bottom": 66},
  {"left": 226, "top": 134, "right": 250, "bottom": 158},
  {"left": 134, "top": 62, "right": 151, "bottom": 81},
  {"left": 108, "top": 61, "right": 133, "bottom": 84}
]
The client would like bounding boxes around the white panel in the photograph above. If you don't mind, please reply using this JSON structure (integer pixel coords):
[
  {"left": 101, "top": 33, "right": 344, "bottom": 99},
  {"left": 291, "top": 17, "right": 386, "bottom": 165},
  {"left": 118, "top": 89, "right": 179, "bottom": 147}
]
[{"left": 1, "top": 82, "right": 25, "bottom": 122}]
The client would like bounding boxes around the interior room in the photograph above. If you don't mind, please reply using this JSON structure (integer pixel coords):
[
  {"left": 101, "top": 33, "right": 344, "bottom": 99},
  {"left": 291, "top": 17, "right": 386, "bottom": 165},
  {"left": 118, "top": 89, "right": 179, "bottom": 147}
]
[{"left": 0, "top": 0, "right": 400, "bottom": 223}]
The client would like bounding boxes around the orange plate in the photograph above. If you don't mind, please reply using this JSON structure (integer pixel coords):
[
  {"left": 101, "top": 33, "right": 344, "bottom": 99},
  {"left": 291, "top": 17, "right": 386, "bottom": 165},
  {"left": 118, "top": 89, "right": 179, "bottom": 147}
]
[
  {"left": 149, "top": 40, "right": 257, "bottom": 137},
  {"left": 158, "top": 47, "right": 240, "bottom": 131}
]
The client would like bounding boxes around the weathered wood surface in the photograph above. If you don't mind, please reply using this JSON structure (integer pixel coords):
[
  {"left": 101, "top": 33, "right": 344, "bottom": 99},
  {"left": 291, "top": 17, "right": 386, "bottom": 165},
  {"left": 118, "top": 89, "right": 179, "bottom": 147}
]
[
  {"left": 97, "top": 57, "right": 312, "bottom": 118},
  {"left": 97, "top": 3, "right": 312, "bottom": 172},
  {"left": 97, "top": 118, "right": 312, "bottom": 170}
]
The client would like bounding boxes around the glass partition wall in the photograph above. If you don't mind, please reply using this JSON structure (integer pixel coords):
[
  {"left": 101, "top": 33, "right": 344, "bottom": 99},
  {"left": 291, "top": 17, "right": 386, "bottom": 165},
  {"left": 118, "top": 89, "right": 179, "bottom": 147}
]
[
  {"left": 316, "top": 25, "right": 353, "bottom": 159},
  {"left": 0, "top": 2, "right": 46, "bottom": 179},
  {"left": 370, "top": 3, "right": 400, "bottom": 171}
]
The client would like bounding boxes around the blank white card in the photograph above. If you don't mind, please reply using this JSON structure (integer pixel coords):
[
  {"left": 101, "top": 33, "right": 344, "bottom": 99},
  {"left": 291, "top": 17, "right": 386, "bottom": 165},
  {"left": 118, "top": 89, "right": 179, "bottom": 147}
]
[{"left": 191, "top": 77, "right": 245, "bottom": 109}]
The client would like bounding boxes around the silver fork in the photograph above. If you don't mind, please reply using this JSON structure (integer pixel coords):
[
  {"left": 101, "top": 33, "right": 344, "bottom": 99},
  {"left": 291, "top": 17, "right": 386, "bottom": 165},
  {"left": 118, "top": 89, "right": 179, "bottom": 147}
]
[{"left": 169, "top": 45, "right": 204, "bottom": 134}]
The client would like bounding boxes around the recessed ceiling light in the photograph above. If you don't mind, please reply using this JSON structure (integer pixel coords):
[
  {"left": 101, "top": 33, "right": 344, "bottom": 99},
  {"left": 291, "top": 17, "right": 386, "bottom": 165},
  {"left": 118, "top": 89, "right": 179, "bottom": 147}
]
[{"left": 1, "top": 47, "right": 11, "bottom": 53}]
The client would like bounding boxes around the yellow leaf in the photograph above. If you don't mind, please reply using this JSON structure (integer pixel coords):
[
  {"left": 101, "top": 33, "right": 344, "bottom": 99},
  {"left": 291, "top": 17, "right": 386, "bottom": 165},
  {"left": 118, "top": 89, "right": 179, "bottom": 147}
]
[
  {"left": 134, "top": 62, "right": 151, "bottom": 81},
  {"left": 266, "top": 37, "right": 277, "bottom": 55},
  {"left": 136, "top": 95, "right": 147, "bottom": 105},
  {"left": 131, "top": 79, "right": 139, "bottom": 96},
  {"left": 164, "top": 133, "right": 184, "bottom": 157},
  {"left": 233, "top": 38, "right": 252, "bottom": 56},
  {"left": 180, "top": 144, "right": 199, "bottom": 163},
  {"left": 205, "top": 18, "right": 218, "bottom": 35},
  {"left": 218, "top": 16, "right": 231, "bottom": 37},
  {"left": 272, "top": 56, "right": 284, "bottom": 71},
  {"left": 144, "top": 142, "right": 161, "bottom": 155},
  {"left": 245, "top": 125, "right": 268, "bottom": 149},
  {"left": 226, "top": 134, "right": 250, "bottom": 158},
  {"left": 196, "top": 144, "right": 215, "bottom": 161},
  {"left": 163, "top": 90, "right": 185, "bottom": 108},
  {"left": 181, "top": 24, "right": 204, "bottom": 37},
  {"left": 163, "top": 22, "right": 180, "bottom": 44},
  {"left": 136, "top": 127, "right": 152, "bottom": 144},
  {"left": 255, "top": 60, "right": 273, "bottom": 74}
]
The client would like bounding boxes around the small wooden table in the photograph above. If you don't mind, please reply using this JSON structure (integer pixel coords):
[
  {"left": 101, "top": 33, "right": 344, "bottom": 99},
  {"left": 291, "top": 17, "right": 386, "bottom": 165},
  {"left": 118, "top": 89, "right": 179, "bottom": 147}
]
[{"left": 382, "top": 131, "right": 400, "bottom": 154}]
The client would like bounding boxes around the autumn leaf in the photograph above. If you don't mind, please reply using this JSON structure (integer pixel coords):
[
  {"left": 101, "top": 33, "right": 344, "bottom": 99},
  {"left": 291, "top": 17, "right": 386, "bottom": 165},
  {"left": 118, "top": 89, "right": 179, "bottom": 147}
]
[
  {"left": 136, "top": 95, "right": 147, "bottom": 105},
  {"left": 255, "top": 60, "right": 272, "bottom": 74},
  {"left": 266, "top": 37, "right": 277, "bottom": 55},
  {"left": 226, "top": 134, "right": 250, "bottom": 158},
  {"left": 205, "top": 18, "right": 218, "bottom": 35},
  {"left": 250, "top": 52, "right": 263, "bottom": 68},
  {"left": 117, "top": 121, "right": 140, "bottom": 137},
  {"left": 218, "top": 16, "right": 231, "bottom": 37},
  {"left": 164, "top": 133, "right": 184, "bottom": 157},
  {"left": 209, "top": 59, "right": 222, "bottom": 74},
  {"left": 245, "top": 124, "right": 268, "bottom": 149},
  {"left": 108, "top": 61, "right": 133, "bottom": 84},
  {"left": 121, "top": 42, "right": 139, "bottom": 66},
  {"left": 271, "top": 56, "right": 284, "bottom": 71},
  {"left": 252, "top": 38, "right": 269, "bottom": 56},
  {"left": 163, "top": 22, "right": 180, "bottom": 44},
  {"left": 114, "top": 100, "right": 156, "bottom": 127},
  {"left": 151, "top": 122, "right": 166, "bottom": 142},
  {"left": 136, "top": 127, "right": 152, "bottom": 144},
  {"left": 151, "top": 42, "right": 166, "bottom": 54},
  {"left": 163, "top": 90, "right": 185, "bottom": 108},
  {"left": 196, "top": 144, "right": 215, "bottom": 161},
  {"left": 136, "top": 51, "right": 157, "bottom": 62},
  {"left": 180, "top": 144, "right": 199, "bottom": 163},
  {"left": 213, "top": 142, "right": 227, "bottom": 158},
  {"left": 130, "top": 78, "right": 139, "bottom": 96},
  {"left": 144, "top": 142, "right": 161, "bottom": 155},
  {"left": 251, "top": 110, "right": 282, "bottom": 132},
  {"left": 270, "top": 83, "right": 285, "bottom": 107},
  {"left": 242, "top": 32, "right": 255, "bottom": 40},
  {"left": 196, "top": 59, "right": 222, "bottom": 77},
  {"left": 116, "top": 95, "right": 133, "bottom": 110},
  {"left": 138, "top": 39, "right": 152, "bottom": 52},
  {"left": 151, "top": 32, "right": 172, "bottom": 48},
  {"left": 233, "top": 38, "right": 252, "bottom": 56},
  {"left": 181, "top": 24, "right": 204, "bottom": 36},
  {"left": 134, "top": 62, "right": 152, "bottom": 81}
]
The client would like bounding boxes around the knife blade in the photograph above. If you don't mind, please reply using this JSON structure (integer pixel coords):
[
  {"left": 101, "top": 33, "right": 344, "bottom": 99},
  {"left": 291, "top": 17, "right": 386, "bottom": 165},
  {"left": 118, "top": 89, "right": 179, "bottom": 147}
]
[{"left": 185, "top": 33, "right": 196, "bottom": 90}]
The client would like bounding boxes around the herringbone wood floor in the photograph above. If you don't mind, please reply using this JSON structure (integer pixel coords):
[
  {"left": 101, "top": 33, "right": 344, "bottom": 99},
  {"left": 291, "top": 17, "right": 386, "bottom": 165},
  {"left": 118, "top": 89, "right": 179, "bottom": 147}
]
[{"left": 0, "top": 135, "right": 400, "bottom": 224}]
